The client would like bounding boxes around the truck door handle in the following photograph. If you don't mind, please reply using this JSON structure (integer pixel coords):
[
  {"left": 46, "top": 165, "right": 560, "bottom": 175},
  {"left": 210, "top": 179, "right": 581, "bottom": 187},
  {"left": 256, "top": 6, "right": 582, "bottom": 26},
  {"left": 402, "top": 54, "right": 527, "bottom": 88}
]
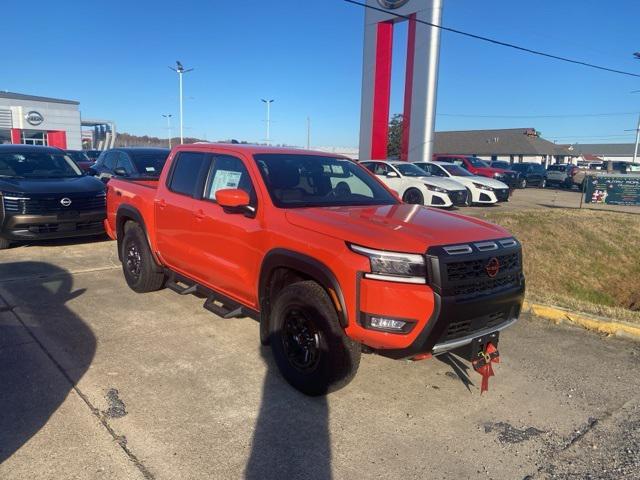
[
  {"left": 116, "top": 190, "right": 122, "bottom": 197},
  {"left": 195, "top": 209, "right": 206, "bottom": 220}
]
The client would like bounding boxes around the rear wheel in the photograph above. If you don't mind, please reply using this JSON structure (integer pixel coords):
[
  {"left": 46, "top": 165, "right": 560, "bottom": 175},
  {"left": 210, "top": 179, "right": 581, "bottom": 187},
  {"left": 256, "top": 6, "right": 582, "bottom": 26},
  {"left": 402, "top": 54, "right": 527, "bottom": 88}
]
[
  {"left": 0, "top": 237, "right": 10, "bottom": 250},
  {"left": 121, "top": 222, "right": 165, "bottom": 293},
  {"left": 465, "top": 188, "right": 473, "bottom": 206},
  {"left": 402, "top": 188, "right": 424, "bottom": 205},
  {"left": 519, "top": 178, "right": 527, "bottom": 189},
  {"left": 539, "top": 178, "right": 547, "bottom": 188},
  {"left": 269, "top": 281, "right": 361, "bottom": 396}
]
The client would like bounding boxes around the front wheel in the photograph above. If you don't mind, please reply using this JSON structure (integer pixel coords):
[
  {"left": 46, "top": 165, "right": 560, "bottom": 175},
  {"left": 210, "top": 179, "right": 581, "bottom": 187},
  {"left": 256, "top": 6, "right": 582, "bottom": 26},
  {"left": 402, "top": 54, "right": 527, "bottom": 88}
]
[
  {"left": 0, "top": 237, "right": 10, "bottom": 250},
  {"left": 465, "top": 188, "right": 473, "bottom": 206},
  {"left": 270, "top": 281, "right": 361, "bottom": 396},
  {"left": 121, "top": 222, "right": 165, "bottom": 293},
  {"left": 519, "top": 178, "right": 527, "bottom": 189},
  {"left": 539, "top": 178, "right": 547, "bottom": 188},
  {"left": 402, "top": 188, "right": 424, "bottom": 205}
]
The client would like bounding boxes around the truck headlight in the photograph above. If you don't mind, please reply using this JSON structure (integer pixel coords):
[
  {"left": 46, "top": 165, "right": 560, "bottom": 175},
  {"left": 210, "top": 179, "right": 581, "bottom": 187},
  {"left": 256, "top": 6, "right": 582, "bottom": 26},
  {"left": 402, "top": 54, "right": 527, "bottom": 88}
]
[
  {"left": 349, "top": 244, "right": 426, "bottom": 284},
  {"left": 425, "top": 184, "right": 448, "bottom": 193},
  {"left": 473, "top": 182, "right": 494, "bottom": 191}
]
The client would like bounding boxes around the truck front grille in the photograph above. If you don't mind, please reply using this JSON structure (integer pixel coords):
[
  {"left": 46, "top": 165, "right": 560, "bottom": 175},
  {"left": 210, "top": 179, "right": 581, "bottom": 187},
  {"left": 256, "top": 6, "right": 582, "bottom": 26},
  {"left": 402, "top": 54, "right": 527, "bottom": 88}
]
[{"left": 3, "top": 195, "right": 105, "bottom": 215}]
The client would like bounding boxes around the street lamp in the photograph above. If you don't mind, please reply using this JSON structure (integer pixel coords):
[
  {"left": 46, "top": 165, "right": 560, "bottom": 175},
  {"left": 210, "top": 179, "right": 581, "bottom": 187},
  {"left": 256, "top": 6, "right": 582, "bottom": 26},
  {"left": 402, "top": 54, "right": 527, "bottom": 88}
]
[
  {"left": 261, "top": 99, "right": 274, "bottom": 145},
  {"left": 162, "top": 114, "right": 173, "bottom": 148},
  {"left": 169, "top": 61, "right": 194, "bottom": 145}
]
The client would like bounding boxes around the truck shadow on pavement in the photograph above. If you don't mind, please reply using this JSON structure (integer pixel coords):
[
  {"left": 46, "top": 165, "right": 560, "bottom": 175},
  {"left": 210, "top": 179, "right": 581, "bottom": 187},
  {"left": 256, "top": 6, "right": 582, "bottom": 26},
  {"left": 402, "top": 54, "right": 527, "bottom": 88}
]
[
  {"left": 0, "top": 262, "right": 95, "bottom": 465},
  {"left": 245, "top": 346, "right": 332, "bottom": 480}
]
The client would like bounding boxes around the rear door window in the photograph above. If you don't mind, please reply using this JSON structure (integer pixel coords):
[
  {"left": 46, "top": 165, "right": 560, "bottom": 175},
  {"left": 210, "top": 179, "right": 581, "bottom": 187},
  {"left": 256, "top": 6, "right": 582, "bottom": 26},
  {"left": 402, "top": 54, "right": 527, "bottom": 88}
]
[{"left": 168, "top": 151, "right": 209, "bottom": 197}]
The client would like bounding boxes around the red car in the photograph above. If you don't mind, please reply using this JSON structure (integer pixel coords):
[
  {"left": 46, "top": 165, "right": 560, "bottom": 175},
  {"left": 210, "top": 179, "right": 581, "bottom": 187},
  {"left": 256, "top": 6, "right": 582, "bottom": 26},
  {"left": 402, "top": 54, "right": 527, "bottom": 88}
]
[
  {"left": 434, "top": 155, "right": 519, "bottom": 188},
  {"left": 105, "top": 144, "right": 524, "bottom": 395}
]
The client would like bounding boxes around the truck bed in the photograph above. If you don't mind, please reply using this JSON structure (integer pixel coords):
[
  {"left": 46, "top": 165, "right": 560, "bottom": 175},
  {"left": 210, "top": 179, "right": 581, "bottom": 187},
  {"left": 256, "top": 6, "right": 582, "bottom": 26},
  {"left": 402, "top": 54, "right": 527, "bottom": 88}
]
[{"left": 105, "top": 177, "right": 159, "bottom": 241}]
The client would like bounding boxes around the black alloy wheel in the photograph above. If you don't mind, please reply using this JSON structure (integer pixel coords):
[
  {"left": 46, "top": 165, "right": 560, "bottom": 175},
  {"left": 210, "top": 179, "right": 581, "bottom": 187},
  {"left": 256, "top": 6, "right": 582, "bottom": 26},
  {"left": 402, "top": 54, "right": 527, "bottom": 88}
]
[{"left": 282, "top": 308, "right": 321, "bottom": 373}]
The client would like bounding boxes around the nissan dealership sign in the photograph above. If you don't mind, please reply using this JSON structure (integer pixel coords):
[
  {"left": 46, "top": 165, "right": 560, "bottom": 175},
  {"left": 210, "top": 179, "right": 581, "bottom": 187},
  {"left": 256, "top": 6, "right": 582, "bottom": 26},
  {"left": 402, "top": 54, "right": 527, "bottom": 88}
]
[{"left": 25, "top": 111, "right": 44, "bottom": 126}]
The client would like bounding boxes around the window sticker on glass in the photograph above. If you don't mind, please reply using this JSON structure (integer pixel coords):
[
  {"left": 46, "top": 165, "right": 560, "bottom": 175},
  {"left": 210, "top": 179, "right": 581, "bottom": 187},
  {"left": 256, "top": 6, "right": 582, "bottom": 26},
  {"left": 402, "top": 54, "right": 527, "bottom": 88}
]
[
  {"left": 209, "top": 170, "right": 242, "bottom": 199},
  {"left": 145, "top": 167, "right": 156, "bottom": 172}
]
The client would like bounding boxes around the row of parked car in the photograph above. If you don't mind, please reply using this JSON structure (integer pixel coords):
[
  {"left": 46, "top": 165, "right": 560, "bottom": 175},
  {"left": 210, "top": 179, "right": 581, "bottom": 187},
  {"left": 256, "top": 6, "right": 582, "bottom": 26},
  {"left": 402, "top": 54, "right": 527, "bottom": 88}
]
[{"left": 0, "top": 144, "right": 590, "bottom": 249}]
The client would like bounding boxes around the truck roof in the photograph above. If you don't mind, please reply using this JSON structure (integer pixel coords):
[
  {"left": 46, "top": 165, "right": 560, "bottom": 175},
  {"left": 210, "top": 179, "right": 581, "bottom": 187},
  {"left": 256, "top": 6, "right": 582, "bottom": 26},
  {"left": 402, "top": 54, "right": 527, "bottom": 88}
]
[{"left": 173, "top": 143, "right": 350, "bottom": 159}]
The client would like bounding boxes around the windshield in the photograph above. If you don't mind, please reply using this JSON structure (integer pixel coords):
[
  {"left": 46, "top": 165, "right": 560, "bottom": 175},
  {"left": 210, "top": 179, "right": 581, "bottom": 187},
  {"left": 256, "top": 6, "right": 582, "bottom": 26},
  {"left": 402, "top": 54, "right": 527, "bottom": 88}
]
[
  {"left": 66, "top": 151, "right": 90, "bottom": 163},
  {"left": 254, "top": 154, "right": 398, "bottom": 208},
  {"left": 130, "top": 152, "right": 169, "bottom": 176},
  {"left": 394, "top": 163, "right": 430, "bottom": 177},
  {"left": 468, "top": 157, "right": 489, "bottom": 168},
  {"left": 0, "top": 151, "right": 82, "bottom": 178},
  {"left": 442, "top": 164, "right": 473, "bottom": 177}
]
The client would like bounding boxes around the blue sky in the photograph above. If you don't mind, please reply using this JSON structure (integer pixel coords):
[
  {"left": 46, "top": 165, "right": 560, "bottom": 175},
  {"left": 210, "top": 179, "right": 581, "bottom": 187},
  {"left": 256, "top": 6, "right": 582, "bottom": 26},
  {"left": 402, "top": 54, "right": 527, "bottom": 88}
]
[{"left": 2, "top": 0, "right": 639, "bottom": 147}]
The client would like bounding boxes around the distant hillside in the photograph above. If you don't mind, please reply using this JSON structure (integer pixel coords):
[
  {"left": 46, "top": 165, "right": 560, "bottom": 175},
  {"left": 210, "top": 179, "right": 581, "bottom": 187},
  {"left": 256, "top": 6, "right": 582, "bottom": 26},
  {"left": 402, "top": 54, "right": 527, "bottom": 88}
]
[{"left": 115, "top": 133, "right": 253, "bottom": 148}]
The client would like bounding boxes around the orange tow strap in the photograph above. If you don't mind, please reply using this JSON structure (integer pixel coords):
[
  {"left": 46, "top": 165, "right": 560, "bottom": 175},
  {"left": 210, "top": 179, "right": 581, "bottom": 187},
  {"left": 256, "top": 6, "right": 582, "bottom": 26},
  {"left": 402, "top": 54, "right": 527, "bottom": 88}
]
[{"left": 471, "top": 343, "right": 500, "bottom": 394}]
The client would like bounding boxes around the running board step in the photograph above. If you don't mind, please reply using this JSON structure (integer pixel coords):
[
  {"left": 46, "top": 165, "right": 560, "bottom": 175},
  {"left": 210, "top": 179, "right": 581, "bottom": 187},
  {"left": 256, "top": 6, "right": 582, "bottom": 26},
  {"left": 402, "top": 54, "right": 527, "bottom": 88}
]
[
  {"left": 203, "top": 294, "right": 245, "bottom": 319},
  {"left": 166, "top": 276, "right": 199, "bottom": 295}
]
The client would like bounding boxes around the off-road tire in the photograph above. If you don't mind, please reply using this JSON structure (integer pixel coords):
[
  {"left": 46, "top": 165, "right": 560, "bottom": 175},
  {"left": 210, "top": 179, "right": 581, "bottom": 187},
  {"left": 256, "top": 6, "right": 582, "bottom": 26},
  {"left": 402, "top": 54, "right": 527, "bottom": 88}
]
[
  {"left": 269, "top": 280, "right": 361, "bottom": 396},
  {"left": 0, "top": 237, "right": 10, "bottom": 250},
  {"left": 402, "top": 188, "right": 424, "bottom": 205},
  {"left": 121, "top": 222, "right": 165, "bottom": 293}
]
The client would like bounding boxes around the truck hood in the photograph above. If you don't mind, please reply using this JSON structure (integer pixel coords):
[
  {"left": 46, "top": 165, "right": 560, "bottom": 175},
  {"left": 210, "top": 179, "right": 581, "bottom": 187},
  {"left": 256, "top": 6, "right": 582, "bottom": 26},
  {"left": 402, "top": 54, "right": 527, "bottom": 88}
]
[
  {"left": 285, "top": 204, "right": 510, "bottom": 253},
  {"left": 0, "top": 176, "right": 105, "bottom": 196}
]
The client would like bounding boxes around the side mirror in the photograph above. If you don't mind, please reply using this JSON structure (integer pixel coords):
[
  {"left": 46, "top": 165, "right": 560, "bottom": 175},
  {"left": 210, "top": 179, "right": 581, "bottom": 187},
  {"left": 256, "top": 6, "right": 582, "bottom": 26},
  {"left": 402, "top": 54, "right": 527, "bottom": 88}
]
[
  {"left": 86, "top": 167, "right": 97, "bottom": 176},
  {"left": 114, "top": 167, "right": 128, "bottom": 176},
  {"left": 386, "top": 171, "right": 399, "bottom": 178},
  {"left": 216, "top": 188, "right": 253, "bottom": 216}
]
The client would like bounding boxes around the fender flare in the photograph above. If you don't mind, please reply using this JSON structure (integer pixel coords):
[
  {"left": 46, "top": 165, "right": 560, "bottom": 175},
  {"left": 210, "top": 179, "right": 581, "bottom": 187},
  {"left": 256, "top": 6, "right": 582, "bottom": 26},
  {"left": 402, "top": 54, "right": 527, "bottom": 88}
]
[
  {"left": 115, "top": 205, "right": 153, "bottom": 262},
  {"left": 258, "top": 249, "right": 349, "bottom": 342}
]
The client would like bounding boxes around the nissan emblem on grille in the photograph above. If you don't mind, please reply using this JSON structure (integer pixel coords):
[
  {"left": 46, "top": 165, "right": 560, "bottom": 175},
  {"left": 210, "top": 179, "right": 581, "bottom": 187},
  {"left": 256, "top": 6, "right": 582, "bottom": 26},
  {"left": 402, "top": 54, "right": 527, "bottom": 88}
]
[
  {"left": 60, "top": 198, "right": 72, "bottom": 207},
  {"left": 377, "top": 0, "right": 410, "bottom": 9},
  {"left": 486, "top": 258, "right": 500, "bottom": 278}
]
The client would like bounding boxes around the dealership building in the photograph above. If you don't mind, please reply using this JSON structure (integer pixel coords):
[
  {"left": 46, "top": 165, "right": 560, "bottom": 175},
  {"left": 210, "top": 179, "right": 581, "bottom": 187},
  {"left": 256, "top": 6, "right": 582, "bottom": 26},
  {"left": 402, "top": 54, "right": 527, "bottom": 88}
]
[{"left": 0, "top": 91, "right": 83, "bottom": 150}]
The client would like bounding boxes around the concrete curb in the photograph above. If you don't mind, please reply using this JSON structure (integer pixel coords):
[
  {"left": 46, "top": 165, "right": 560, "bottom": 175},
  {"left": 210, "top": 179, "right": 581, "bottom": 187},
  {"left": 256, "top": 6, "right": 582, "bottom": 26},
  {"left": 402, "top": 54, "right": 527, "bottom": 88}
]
[{"left": 523, "top": 301, "right": 640, "bottom": 341}]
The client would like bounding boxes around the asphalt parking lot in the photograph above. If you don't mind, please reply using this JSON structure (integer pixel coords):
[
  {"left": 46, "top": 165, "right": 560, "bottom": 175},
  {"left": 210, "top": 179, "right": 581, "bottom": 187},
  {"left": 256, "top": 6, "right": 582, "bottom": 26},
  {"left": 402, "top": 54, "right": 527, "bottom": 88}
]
[{"left": 1, "top": 202, "right": 639, "bottom": 479}]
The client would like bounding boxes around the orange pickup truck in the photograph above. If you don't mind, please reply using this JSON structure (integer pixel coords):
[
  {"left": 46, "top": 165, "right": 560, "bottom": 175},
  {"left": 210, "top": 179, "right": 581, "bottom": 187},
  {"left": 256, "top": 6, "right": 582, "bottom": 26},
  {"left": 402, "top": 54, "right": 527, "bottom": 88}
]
[{"left": 105, "top": 144, "right": 525, "bottom": 395}]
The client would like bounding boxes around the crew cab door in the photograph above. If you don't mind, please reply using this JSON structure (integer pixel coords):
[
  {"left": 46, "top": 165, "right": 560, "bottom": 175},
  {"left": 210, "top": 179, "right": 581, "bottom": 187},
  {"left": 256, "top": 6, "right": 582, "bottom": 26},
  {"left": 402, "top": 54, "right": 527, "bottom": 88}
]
[
  {"left": 189, "top": 154, "right": 262, "bottom": 307},
  {"left": 155, "top": 151, "right": 210, "bottom": 273}
]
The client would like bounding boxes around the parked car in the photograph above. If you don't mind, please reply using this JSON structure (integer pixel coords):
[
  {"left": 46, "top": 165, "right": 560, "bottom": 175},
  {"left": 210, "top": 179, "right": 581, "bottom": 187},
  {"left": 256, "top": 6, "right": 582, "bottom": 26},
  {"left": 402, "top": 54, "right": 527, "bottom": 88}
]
[
  {"left": 84, "top": 150, "right": 102, "bottom": 163},
  {"left": 546, "top": 164, "right": 578, "bottom": 188},
  {"left": 91, "top": 148, "right": 170, "bottom": 182},
  {"left": 65, "top": 149, "right": 94, "bottom": 172},
  {"left": 105, "top": 144, "right": 524, "bottom": 395},
  {"left": 0, "top": 145, "right": 106, "bottom": 249},
  {"left": 489, "top": 160, "right": 512, "bottom": 170},
  {"left": 507, "top": 163, "right": 547, "bottom": 188},
  {"left": 414, "top": 161, "right": 510, "bottom": 204},
  {"left": 434, "top": 155, "right": 519, "bottom": 188},
  {"left": 360, "top": 160, "right": 469, "bottom": 207}
]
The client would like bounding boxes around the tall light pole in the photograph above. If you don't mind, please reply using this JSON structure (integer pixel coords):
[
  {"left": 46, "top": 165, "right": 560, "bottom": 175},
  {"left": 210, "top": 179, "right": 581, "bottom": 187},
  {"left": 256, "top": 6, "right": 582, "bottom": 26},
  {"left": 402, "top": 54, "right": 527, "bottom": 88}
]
[
  {"left": 261, "top": 99, "right": 274, "bottom": 145},
  {"left": 169, "top": 61, "right": 194, "bottom": 145},
  {"left": 307, "top": 116, "right": 311, "bottom": 150},
  {"left": 162, "top": 114, "right": 173, "bottom": 148},
  {"left": 631, "top": 89, "right": 640, "bottom": 164}
]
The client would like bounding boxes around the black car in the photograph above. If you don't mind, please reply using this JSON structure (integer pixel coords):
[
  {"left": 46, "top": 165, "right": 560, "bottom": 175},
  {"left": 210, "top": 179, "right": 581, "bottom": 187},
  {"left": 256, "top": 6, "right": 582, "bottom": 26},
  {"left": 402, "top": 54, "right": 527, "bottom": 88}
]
[
  {"left": 0, "top": 145, "right": 106, "bottom": 249},
  {"left": 508, "top": 163, "right": 547, "bottom": 188},
  {"left": 90, "top": 147, "right": 170, "bottom": 182},
  {"left": 84, "top": 150, "right": 102, "bottom": 162},
  {"left": 489, "top": 160, "right": 512, "bottom": 170}
]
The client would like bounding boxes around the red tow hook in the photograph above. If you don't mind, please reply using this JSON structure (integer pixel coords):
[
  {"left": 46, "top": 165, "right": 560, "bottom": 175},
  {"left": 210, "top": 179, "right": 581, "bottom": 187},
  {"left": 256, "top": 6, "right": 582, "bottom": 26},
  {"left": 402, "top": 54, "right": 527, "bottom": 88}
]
[{"left": 471, "top": 343, "right": 500, "bottom": 394}]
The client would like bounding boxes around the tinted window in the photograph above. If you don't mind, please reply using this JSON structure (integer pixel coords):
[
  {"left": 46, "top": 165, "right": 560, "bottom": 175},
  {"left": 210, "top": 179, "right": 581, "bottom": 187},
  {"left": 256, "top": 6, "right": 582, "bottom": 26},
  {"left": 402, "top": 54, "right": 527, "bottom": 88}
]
[
  {"left": 255, "top": 154, "right": 397, "bottom": 208},
  {"left": 205, "top": 155, "right": 255, "bottom": 205},
  {"left": 115, "top": 152, "right": 135, "bottom": 174},
  {"left": 0, "top": 151, "right": 82, "bottom": 178},
  {"left": 468, "top": 157, "right": 489, "bottom": 168},
  {"left": 362, "top": 162, "right": 391, "bottom": 176},
  {"left": 441, "top": 164, "right": 473, "bottom": 177},
  {"left": 103, "top": 152, "right": 117, "bottom": 170},
  {"left": 547, "top": 165, "right": 566, "bottom": 172},
  {"left": 509, "top": 164, "right": 529, "bottom": 173},
  {"left": 169, "top": 152, "right": 208, "bottom": 196},
  {"left": 129, "top": 151, "right": 169, "bottom": 176}
]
